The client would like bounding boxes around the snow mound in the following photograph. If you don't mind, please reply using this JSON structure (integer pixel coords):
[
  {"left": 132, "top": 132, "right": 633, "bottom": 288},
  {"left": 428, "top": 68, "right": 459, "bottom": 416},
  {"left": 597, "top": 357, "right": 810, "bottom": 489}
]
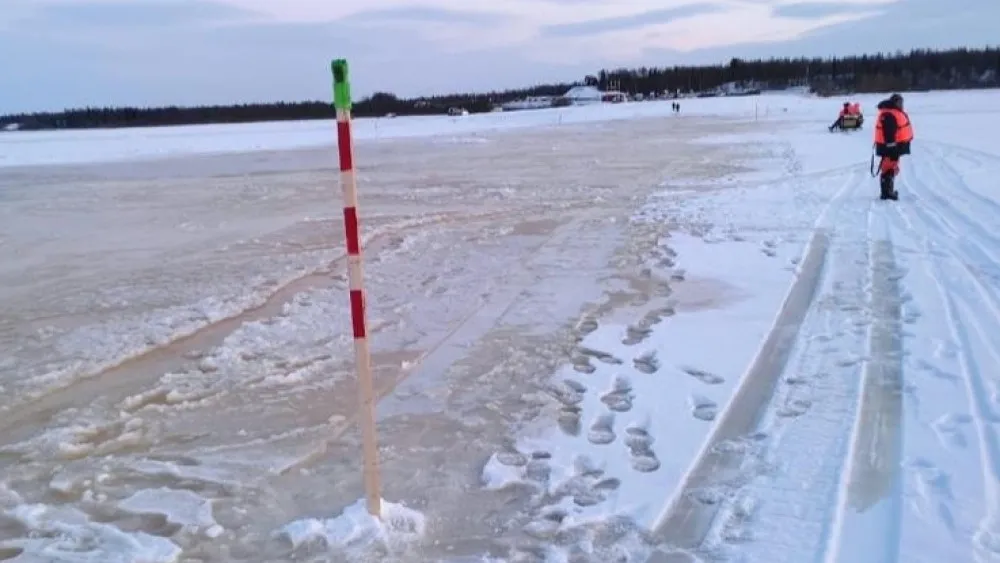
[{"left": 277, "top": 498, "right": 425, "bottom": 558}]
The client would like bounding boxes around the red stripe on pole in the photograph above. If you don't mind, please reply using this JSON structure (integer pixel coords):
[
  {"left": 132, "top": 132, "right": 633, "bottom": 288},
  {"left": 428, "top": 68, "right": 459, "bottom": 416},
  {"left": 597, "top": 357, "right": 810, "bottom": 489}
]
[
  {"left": 343, "top": 206, "right": 360, "bottom": 255},
  {"left": 337, "top": 121, "right": 353, "bottom": 171},
  {"left": 349, "top": 289, "right": 366, "bottom": 338}
]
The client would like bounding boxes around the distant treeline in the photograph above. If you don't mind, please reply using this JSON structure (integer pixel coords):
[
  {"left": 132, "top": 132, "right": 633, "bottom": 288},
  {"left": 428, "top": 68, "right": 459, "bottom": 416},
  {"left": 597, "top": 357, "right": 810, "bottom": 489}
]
[{"left": 2, "top": 46, "right": 998, "bottom": 131}]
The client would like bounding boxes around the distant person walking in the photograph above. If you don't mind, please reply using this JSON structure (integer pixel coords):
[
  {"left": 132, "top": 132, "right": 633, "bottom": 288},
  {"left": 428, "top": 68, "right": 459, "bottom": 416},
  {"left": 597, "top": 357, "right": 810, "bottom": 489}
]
[{"left": 873, "top": 93, "right": 913, "bottom": 200}]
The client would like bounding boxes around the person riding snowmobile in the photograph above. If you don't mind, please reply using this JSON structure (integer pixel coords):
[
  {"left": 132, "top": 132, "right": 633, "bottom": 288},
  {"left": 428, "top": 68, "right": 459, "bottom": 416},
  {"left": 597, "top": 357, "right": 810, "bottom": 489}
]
[
  {"left": 829, "top": 102, "right": 851, "bottom": 131},
  {"left": 873, "top": 93, "right": 913, "bottom": 200},
  {"left": 850, "top": 102, "right": 863, "bottom": 127}
]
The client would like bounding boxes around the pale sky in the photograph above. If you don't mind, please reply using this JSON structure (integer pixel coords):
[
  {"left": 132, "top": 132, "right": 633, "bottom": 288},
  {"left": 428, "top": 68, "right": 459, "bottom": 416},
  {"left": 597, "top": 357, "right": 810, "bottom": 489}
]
[{"left": 1, "top": 0, "right": 996, "bottom": 113}]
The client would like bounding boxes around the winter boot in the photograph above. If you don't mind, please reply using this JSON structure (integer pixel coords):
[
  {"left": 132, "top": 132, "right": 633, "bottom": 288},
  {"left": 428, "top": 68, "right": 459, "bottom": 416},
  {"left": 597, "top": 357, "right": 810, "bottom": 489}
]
[{"left": 880, "top": 174, "right": 899, "bottom": 200}]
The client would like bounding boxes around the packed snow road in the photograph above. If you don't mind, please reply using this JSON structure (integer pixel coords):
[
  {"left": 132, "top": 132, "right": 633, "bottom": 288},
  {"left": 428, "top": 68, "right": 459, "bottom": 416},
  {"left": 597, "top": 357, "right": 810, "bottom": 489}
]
[
  {"left": 644, "top": 139, "right": 1000, "bottom": 562},
  {"left": 477, "top": 105, "right": 1000, "bottom": 561}
]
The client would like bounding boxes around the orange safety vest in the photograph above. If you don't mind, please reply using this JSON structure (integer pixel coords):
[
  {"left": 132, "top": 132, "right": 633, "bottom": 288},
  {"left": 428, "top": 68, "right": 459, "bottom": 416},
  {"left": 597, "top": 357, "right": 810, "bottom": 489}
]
[
  {"left": 850, "top": 103, "right": 861, "bottom": 114},
  {"left": 874, "top": 108, "right": 913, "bottom": 144}
]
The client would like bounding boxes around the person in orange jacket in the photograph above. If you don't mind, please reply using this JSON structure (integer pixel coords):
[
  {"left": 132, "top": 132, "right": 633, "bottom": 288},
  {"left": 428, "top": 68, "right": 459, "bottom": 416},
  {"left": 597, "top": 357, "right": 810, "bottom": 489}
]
[
  {"left": 850, "top": 102, "right": 863, "bottom": 126},
  {"left": 829, "top": 102, "right": 851, "bottom": 131},
  {"left": 873, "top": 93, "right": 913, "bottom": 200}
]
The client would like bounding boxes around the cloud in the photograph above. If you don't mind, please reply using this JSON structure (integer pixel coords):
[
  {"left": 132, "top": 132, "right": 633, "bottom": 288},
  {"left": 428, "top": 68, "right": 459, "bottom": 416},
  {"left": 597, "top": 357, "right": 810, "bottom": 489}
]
[
  {"left": 643, "top": 0, "right": 999, "bottom": 62},
  {"left": 541, "top": 4, "right": 728, "bottom": 37},
  {"left": 2, "top": 0, "right": 998, "bottom": 115},
  {"left": 19, "top": 0, "right": 260, "bottom": 28},
  {"left": 772, "top": 2, "right": 873, "bottom": 19},
  {"left": 0, "top": 1, "right": 590, "bottom": 113},
  {"left": 339, "top": 6, "right": 516, "bottom": 26}
]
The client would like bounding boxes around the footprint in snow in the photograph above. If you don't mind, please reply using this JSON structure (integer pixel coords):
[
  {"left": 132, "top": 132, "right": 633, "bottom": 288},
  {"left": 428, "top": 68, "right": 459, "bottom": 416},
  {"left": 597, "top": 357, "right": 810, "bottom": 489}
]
[
  {"left": 721, "top": 495, "right": 758, "bottom": 544},
  {"left": 524, "top": 456, "right": 551, "bottom": 483},
  {"left": 558, "top": 405, "right": 582, "bottom": 436},
  {"left": 623, "top": 305, "right": 676, "bottom": 347},
  {"left": 571, "top": 355, "right": 596, "bottom": 374},
  {"left": 690, "top": 487, "right": 724, "bottom": 506},
  {"left": 600, "top": 375, "right": 634, "bottom": 412},
  {"left": 624, "top": 426, "right": 660, "bottom": 472},
  {"left": 633, "top": 351, "right": 660, "bottom": 374},
  {"left": 690, "top": 394, "right": 718, "bottom": 421},
  {"left": 905, "top": 458, "right": 957, "bottom": 534},
  {"left": 592, "top": 477, "right": 621, "bottom": 491},
  {"left": 572, "top": 489, "right": 604, "bottom": 507},
  {"left": 624, "top": 425, "right": 654, "bottom": 449},
  {"left": 931, "top": 413, "right": 972, "bottom": 449},
  {"left": 544, "top": 381, "right": 584, "bottom": 407},
  {"left": 578, "top": 346, "right": 624, "bottom": 365},
  {"left": 587, "top": 413, "right": 616, "bottom": 445},
  {"left": 777, "top": 398, "right": 811, "bottom": 418},
  {"left": 646, "top": 305, "right": 676, "bottom": 324},
  {"left": 681, "top": 365, "right": 725, "bottom": 385},
  {"left": 572, "top": 454, "right": 604, "bottom": 478},
  {"left": 623, "top": 323, "right": 653, "bottom": 346},
  {"left": 495, "top": 450, "right": 528, "bottom": 467},
  {"left": 630, "top": 452, "right": 660, "bottom": 473}
]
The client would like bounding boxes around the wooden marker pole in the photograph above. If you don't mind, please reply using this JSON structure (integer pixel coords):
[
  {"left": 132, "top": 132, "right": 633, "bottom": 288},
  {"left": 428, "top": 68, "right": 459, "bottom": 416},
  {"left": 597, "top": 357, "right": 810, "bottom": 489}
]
[{"left": 331, "top": 58, "right": 382, "bottom": 518}]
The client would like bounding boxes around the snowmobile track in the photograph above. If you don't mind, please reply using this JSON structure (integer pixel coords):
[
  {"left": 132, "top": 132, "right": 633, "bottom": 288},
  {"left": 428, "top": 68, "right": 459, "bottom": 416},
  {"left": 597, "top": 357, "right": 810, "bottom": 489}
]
[{"left": 891, "top": 161, "right": 1000, "bottom": 560}]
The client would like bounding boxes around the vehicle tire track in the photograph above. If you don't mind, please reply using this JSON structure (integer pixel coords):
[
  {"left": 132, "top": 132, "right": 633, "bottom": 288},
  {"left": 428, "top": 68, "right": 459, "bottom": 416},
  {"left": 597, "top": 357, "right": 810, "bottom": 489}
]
[
  {"left": 649, "top": 170, "right": 860, "bottom": 553},
  {"left": 696, "top": 178, "right": 884, "bottom": 563},
  {"left": 820, "top": 203, "right": 905, "bottom": 563}
]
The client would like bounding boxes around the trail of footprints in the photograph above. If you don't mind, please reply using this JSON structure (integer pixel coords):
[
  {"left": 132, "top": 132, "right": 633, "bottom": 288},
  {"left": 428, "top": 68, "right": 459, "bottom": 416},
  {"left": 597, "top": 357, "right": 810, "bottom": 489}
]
[
  {"left": 508, "top": 309, "right": 731, "bottom": 511},
  {"left": 491, "top": 258, "right": 745, "bottom": 555},
  {"left": 557, "top": 307, "right": 731, "bottom": 452}
]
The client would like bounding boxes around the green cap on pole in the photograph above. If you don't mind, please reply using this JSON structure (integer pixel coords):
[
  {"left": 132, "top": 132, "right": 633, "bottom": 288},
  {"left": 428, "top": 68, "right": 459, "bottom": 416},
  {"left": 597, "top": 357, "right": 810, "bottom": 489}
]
[{"left": 332, "top": 59, "right": 351, "bottom": 110}]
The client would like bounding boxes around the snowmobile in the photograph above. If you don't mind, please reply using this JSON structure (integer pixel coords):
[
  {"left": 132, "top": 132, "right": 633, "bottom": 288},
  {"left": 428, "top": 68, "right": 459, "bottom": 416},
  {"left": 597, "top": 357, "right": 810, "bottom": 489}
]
[
  {"left": 829, "top": 102, "right": 864, "bottom": 132},
  {"left": 830, "top": 114, "right": 863, "bottom": 131}
]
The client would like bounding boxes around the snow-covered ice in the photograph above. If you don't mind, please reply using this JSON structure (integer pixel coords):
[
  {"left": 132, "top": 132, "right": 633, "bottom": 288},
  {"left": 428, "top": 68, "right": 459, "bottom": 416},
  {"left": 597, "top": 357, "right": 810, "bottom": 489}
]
[{"left": 3, "top": 89, "right": 1000, "bottom": 562}]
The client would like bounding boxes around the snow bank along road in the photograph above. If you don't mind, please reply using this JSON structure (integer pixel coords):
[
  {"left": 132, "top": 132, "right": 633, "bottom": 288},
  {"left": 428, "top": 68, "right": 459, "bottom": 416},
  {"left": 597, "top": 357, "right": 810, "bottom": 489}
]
[{"left": 3, "top": 90, "right": 1000, "bottom": 562}]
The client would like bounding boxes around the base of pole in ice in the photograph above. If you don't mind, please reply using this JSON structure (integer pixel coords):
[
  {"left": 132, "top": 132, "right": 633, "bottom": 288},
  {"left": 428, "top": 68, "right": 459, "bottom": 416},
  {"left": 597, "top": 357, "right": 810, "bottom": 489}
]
[
  {"left": 278, "top": 498, "right": 426, "bottom": 556},
  {"left": 332, "top": 57, "right": 383, "bottom": 519}
]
